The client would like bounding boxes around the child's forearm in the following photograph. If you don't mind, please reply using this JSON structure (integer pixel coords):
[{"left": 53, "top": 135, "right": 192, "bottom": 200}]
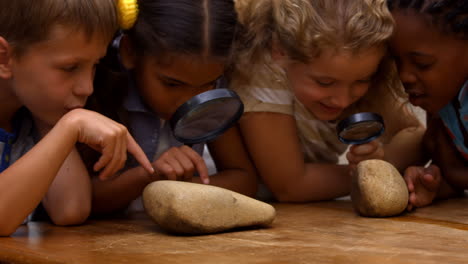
[
  {"left": 440, "top": 166, "right": 468, "bottom": 189},
  {"left": 200, "top": 126, "right": 258, "bottom": 197},
  {"left": 270, "top": 164, "right": 351, "bottom": 202},
  {"left": 41, "top": 148, "right": 92, "bottom": 226},
  {"left": 192, "top": 169, "right": 258, "bottom": 197},
  {"left": 0, "top": 117, "right": 79, "bottom": 236},
  {"left": 436, "top": 175, "right": 464, "bottom": 200},
  {"left": 91, "top": 166, "right": 155, "bottom": 214},
  {"left": 383, "top": 125, "right": 426, "bottom": 171},
  {"left": 429, "top": 122, "right": 468, "bottom": 189}
]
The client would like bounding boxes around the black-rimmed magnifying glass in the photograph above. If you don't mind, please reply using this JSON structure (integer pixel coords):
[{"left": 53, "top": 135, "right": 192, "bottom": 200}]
[
  {"left": 337, "top": 112, "right": 385, "bottom": 145},
  {"left": 169, "top": 89, "right": 244, "bottom": 146}
]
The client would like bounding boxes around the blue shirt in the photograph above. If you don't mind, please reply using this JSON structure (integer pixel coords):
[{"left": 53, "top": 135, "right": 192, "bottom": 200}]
[
  {"left": 439, "top": 80, "right": 468, "bottom": 161},
  {"left": 0, "top": 108, "right": 34, "bottom": 172},
  {"left": 0, "top": 128, "right": 16, "bottom": 172},
  {"left": 0, "top": 109, "right": 36, "bottom": 223}
]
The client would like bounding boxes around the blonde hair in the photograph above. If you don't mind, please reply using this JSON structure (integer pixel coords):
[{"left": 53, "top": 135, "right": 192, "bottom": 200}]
[
  {"left": 232, "top": 0, "right": 418, "bottom": 139},
  {"left": 0, "top": 0, "right": 118, "bottom": 56},
  {"left": 236, "top": 0, "right": 393, "bottom": 62}
]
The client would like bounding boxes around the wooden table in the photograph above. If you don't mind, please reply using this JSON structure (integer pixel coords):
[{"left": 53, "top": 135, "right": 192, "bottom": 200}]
[{"left": 1, "top": 198, "right": 468, "bottom": 264}]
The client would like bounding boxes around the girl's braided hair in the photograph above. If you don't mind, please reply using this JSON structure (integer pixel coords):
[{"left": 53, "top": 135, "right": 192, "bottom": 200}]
[{"left": 387, "top": 0, "right": 468, "bottom": 39}]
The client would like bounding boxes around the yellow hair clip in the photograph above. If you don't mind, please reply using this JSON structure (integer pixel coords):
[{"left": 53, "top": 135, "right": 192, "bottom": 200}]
[{"left": 118, "top": 0, "right": 139, "bottom": 30}]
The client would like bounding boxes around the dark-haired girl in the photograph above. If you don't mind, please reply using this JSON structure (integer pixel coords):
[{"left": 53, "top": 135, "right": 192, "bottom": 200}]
[
  {"left": 388, "top": 0, "right": 468, "bottom": 210},
  {"left": 89, "top": 0, "right": 257, "bottom": 214}
]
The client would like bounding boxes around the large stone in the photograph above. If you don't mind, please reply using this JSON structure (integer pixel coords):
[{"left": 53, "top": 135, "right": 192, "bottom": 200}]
[
  {"left": 351, "top": 159, "right": 408, "bottom": 217},
  {"left": 142, "top": 181, "right": 276, "bottom": 235}
]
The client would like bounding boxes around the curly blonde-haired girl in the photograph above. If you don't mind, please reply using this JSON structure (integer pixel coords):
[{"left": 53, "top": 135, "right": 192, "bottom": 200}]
[{"left": 230, "top": 0, "right": 425, "bottom": 202}]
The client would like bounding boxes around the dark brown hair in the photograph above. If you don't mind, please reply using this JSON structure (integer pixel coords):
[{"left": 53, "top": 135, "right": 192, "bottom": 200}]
[
  {"left": 387, "top": 0, "right": 468, "bottom": 39},
  {"left": 126, "top": 0, "right": 238, "bottom": 62},
  {"left": 91, "top": 0, "right": 239, "bottom": 118}
]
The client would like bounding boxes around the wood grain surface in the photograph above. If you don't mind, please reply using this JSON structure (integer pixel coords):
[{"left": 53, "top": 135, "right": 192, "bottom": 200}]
[{"left": 1, "top": 197, "right": 467, "bottom": 264}]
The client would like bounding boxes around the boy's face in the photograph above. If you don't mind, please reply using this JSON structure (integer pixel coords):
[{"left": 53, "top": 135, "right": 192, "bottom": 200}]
[
  {"left": 133, "top": 54, "right": 224, "bottom": 120},
  {"left": 8, "top": 25, "right": 108, "bottom": 125},
  {"left": 284, "top": 47, "right": 384, "bottom": 121},
  {"left": 390, "top": 10, "right": 468, "bottom": 114}
]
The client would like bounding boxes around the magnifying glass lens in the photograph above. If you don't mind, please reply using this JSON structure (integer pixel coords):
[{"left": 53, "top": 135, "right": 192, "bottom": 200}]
[
  {"left": 339, "top": 121, "right": 384, "bottom": 141},
  {"left": 337, "top": 112, "right": 385, "bottom": 145},
  {"left": 173, "top": 98, "right": 241, "bottom": 140},
  {"left": 170, "top": 89, "right": 244, "bottom": 145}
]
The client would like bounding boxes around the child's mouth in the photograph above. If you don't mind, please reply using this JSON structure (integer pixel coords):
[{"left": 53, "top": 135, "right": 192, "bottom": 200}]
[
  {"left": 407, "top": 91, "right": 426, "bottom": 106},
  {"left": 319, "top": 103, "right": 343, "bottom": 115}
]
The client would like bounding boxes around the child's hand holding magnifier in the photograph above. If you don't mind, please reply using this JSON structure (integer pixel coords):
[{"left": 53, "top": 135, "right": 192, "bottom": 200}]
[
  {"left": 151, "top": 89, "right": 243, "bottom": 186},
  {"left": 337, "top": 112, "right": 385, "bottom": 167},
  {"left": 340, "top": 113, "right": 411, "bottom": 217}
]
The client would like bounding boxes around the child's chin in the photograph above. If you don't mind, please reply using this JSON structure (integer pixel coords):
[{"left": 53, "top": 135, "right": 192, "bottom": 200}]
[
  {"left": 306, "top": 106, "right": 341, "bottom": 121},
  {"left": 314, "top": 112, "right": 341, "bottom": 121},
  {"left": 412, "top": 101, "right": 437, "bottom": 115}
]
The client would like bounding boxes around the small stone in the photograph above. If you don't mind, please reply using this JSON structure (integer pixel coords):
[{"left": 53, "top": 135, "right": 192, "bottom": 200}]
[
  {"left": 351, "top": 159, "right": 408, "bottom": 217},
  {"left": 142, "top": 181, "right": 276, "bottom": 235}
]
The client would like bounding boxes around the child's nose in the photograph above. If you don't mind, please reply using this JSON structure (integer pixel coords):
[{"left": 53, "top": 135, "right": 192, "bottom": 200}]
[
  {"left": 398, "top": 64, "right": 417, "bottom": 85},
  {"left": 331, "top": 88, "right": 353, "bottom": 108},
  {"left": 74, "top": 76, "right": 94, "bottom": 97},
  {"left": 334, "top": 95, "right": 352, "bottom": 108}
]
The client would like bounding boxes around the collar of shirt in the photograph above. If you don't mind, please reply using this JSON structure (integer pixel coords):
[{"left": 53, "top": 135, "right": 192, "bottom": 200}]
[
  {"left": 458, "top": 80, "right": 467, "bottom": 106},
  {"left": 123, "top": 82, "right": 152, "bottom": 113}
]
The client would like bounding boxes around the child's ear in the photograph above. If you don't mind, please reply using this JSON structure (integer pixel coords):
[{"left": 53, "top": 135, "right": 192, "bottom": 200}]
[
  {"left": 271, "top": 38, "right": 289, "bottom": 68},
  {"left": 119, "top": 35, "right": 137, "bottom": 70},
  {"left": 0, "top": 37, "right": 13, "bottom": 79}
]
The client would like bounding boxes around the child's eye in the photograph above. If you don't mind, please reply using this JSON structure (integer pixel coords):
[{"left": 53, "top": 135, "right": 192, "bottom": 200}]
[
  {"left": 414, "top": 62, "right": 432, "bottom": 71},
  {"left": 411, "top": 58, "right": 434, "bottom": 71},
  {"left": 357, "top": 78, "right": 372, "bottom": 84},
  {"left": 61, "top": 65, "right": 79, "bottom": 72},
  {"left": 315, "top": 79, "right": 335, "bottom": 87},
  {"left": 163, "top": 81, "right": 182, "bottom": 88}
]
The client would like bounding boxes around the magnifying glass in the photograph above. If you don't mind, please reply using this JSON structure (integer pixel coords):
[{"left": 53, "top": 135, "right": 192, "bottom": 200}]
[
  {"left": 169, "top": 89, "right": 244, "bottom": 145},
  {"left": 336, "top": 112, "right": 385, "bottom": 145}
]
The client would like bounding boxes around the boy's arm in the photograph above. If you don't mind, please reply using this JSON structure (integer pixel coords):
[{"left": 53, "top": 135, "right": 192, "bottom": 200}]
[
  {"left": 0, "top": 115, "right": 81, "bottom": 236},
  {"left": 33, "top": 120, "right": 92, "bottom": 226},
  {"left": 41, "top": 148, "right": 91, "bottom": 225},
  {"left": 0, "top": 109, "right": 152, "bottom": 236}
]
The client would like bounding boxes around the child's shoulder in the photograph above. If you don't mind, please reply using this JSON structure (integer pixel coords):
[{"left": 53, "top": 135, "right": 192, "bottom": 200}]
[{"left": 0, "top": 108, "right": 35, "bottom": 172}]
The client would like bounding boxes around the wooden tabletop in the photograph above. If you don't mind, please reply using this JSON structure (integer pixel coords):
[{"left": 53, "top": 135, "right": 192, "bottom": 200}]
[{"left": 1, "top": 197, "right": 468, "bottom": 264}]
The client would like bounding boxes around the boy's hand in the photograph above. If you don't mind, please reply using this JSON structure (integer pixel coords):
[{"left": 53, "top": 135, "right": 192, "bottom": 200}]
[
  {"left": 346, "top": 140, "right": 384, "bottom": 167},
  {"left": 404, "top": 165, "right": 441, "bottom": 211},
  {"left": 65, "top": 109, "right": 154, "bottom": 180},
  {"left": 152, "top": 146, "right": 210, "bottom": 184}
]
